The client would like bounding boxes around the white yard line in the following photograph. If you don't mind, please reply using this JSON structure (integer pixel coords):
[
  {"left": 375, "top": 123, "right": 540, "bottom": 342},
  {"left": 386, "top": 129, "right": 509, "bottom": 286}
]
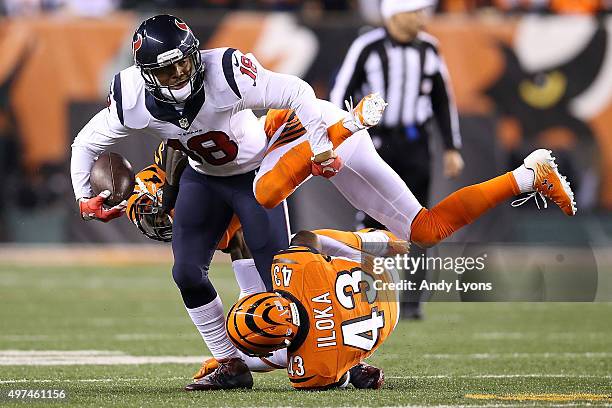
[
  {"left": 0, "top": 333, "right": 186, "bottom": 342},
  {"left": 0, "top": 350, "right": 205, "bottom": 366},
  {"left": 0, "top": 350, "right": 124, "bottom": 356}
]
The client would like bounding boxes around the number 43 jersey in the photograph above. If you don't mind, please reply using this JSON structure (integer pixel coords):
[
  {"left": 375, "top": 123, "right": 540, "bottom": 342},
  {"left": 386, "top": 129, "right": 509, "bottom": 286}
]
[
  {"left": 71, "top": 47, "right": 331, "bottom": 200},
  {"left": 271, "top": 246, "right": 399, "bottom": 390}
]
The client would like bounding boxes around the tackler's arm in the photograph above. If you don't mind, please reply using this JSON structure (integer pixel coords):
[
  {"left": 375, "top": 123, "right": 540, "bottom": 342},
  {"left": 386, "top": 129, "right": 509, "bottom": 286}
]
[{"left": 161, "top": 143, "right": 188, "bottom": 214}]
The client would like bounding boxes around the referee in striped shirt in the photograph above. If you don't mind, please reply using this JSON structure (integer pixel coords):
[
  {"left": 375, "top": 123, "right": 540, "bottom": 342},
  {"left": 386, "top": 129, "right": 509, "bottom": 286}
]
[{"left": 331, "top": 0, "right": 464, "bottom": 319}]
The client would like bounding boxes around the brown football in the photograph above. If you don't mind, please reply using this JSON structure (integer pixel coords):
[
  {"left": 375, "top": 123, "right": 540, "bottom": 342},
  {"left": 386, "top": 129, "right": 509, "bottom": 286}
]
[{"left": 90, "top": 152, "right": 135, "bottom": 206}]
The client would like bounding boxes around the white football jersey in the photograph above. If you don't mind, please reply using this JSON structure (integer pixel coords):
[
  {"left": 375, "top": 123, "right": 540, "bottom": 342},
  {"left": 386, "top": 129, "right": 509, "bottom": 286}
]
[{"left": 71, "top": 47, "right": 332, "bottom": 199}]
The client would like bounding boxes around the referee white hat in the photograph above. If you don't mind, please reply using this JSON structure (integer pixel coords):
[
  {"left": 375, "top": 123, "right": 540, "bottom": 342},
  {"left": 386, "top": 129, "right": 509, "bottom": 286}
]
[{"left": 380, "top": 0, "right": 436, "bottom": 20}]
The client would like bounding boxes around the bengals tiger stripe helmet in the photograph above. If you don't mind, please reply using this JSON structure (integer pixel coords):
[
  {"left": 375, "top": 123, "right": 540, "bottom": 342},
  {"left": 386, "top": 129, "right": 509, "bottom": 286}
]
[
  {"left": 226, "top": 292, "right": 300, "bottom": 357},
  {"left": 125, "top": 164, "right": 173, "bottom": 242}
]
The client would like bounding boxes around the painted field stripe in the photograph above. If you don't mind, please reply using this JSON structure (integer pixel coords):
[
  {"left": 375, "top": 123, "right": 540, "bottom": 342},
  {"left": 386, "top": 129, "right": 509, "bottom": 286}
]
[
  {"left": 0, "top": 350, "right": 124, "bottom": 356},
  {"left": 0, "top": 350, "right": 207, "bottom": 366},
  {"left": 0, "top": 333, "right": 189, "bottom": 342},
  {"left": 0, "top": 356, "right": 205, "bottom": 366}
]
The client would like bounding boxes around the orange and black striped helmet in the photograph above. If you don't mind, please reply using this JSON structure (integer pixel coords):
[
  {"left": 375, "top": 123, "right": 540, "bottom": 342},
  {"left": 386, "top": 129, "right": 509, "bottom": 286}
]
[
  {"left": 226, "top": 292, "right": 300, "bottom": 357},
  {"left": 125, "top": 163, "right": 173, "bottom": 242}
]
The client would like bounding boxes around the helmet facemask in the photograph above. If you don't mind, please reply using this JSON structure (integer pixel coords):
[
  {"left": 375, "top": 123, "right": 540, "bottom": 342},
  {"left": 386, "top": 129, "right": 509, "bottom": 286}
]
[
  {"left": 139, "top": 49, "right": 205, "bottom": 104},
  {"left": 128, "top": 174, "right": 173, "bottom": 242}
]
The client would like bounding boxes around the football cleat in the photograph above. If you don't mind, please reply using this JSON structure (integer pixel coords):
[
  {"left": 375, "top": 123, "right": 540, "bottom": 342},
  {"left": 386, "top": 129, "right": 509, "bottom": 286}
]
[
  {"left": 185, "top": 358, "right": 253, "bottom": 391},
  {"left": 512, "top": 149, "right": 576, "bottom": 216},
  {"left": 193, "top": 357, "right": 219, "bottom": 380},
  {"left": 349, "top": 362, "right": 384, "bottom": 389},
  {"left": 343, "top": 93, "right": 387, "bottom": 132}
]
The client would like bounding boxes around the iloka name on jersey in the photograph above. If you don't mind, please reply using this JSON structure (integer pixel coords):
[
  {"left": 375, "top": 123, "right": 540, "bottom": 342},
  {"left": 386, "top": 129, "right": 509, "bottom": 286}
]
[{"left": 311, "top": 291, "right": 338, "bottom": 349}]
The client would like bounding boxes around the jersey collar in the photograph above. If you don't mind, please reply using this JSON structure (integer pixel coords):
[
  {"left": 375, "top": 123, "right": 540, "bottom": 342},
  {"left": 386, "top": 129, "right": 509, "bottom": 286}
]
[{"left": 144, "top": 88, "right": 206, "bottom": 130}]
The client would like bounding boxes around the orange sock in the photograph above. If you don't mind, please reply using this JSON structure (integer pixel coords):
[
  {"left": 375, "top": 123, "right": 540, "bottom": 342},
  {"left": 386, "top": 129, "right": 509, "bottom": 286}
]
[
  {"left": 410, "top": 172, "right": 520, "bottom": 248},
  {"left": 313, "top": 229, "right": 362, "bottom": 251},
  {"left": 327, "top": 120, "right": 353, "bottom": 148},
  {"left": 255, "top": 119, "right": 354, "bottom": 209}
]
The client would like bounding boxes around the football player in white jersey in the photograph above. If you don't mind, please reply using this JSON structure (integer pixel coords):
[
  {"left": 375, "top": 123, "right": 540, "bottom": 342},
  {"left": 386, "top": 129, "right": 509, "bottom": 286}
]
[{"left": 70, "top": 14, "right": 343, "bottom": 391}]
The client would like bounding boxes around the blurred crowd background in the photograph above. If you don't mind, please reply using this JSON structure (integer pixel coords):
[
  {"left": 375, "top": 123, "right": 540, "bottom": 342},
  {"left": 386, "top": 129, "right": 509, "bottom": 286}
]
[
  {"left": 0, "top": 0, "right": 611, "bottom": 245},
  {"left": 1, "top": 0, "right": 612, "bottom": 15},
  {"left": 1, "top": 0, "right": 611, "bottom": 16}
]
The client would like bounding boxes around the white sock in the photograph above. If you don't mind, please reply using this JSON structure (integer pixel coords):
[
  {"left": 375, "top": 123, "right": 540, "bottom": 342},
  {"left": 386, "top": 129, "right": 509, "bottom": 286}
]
[
  {"left": 512, "top": 165, "right": 535, "bottom": 194},
  {"left": 186, "top": 296, "right": 240, "bottom": 360},
  {"left": 237, "top": 348, "right": 287, "bottom": 371},
  {"left": 232, "top": 259, "right": 266, "bottom": 299}
]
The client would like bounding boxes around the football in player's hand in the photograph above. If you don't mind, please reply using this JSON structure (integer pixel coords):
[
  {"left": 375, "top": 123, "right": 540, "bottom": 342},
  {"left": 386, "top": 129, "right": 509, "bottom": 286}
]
[{"left": 90, "top": 152, "right": 135, "bottom": 206}]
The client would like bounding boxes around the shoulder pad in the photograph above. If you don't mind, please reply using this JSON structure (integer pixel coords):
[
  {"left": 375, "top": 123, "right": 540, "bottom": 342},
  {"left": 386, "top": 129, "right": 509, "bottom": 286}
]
[
  {"left": 200, "top": 48, "right": 242, "bottom": 109},
  {"left": 113, "top": 66, "right": 150, "bottom": 129}
]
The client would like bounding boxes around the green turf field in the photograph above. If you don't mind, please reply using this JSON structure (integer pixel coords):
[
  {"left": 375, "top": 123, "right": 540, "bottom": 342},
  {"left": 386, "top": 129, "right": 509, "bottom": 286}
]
[{"left": 1, "top": 263, "right": 611, "bottom": 407}]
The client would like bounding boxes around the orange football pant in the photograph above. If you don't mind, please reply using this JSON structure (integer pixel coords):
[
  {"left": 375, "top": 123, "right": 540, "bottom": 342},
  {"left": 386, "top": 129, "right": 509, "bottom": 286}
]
[
  {"left": 255, "top": 120, "right": 352, "bottom": 209},
  {"left": 410, "top": 172, "right": 520, "bottom": 248}
]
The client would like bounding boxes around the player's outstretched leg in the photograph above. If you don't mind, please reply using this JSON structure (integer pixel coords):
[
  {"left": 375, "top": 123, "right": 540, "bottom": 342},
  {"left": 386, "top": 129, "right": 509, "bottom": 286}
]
[
  {"left": 410, "top": 149, "right": 576, "bottom": 248},
  {"left": 254, "top": 94, "right": 386, "bottom": 209}
]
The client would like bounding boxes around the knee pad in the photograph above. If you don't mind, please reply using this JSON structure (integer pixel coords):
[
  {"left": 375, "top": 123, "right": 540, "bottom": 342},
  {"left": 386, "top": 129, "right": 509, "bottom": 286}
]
[{"left": 172, "top": 262, "right": 208, "bottom": 290}]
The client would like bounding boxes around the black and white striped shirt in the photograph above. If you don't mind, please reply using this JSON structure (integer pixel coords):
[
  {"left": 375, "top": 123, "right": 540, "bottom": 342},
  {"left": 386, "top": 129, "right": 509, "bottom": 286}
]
[{"left": 330, "top": 28, "right": 461, "bottom": 150}]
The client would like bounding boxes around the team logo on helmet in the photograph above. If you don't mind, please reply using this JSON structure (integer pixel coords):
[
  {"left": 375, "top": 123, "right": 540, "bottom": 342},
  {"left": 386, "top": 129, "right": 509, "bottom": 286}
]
[
  {"left": 175, "top": 19, "right": 190, "bottom": 32},
  {"left": 126, "top": 164, "right": 173, "bottom": 242},
  {"left": 226, "top": 292, "right": 300, "bottom": 357},
  {"left": 132, "top": 33, "right": 143, "bottom": 56}
]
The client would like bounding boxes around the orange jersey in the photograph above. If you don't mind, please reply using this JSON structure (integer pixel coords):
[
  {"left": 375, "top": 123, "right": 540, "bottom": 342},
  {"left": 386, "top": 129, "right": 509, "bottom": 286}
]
[{"left": 271, "top": 246, "right": 399, "bottom": 390}]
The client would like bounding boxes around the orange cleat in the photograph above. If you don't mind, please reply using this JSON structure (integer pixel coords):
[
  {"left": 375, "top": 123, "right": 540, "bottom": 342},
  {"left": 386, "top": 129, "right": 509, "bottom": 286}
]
[
  {"left": 513, "top": 149, "right": 577, "bottom": 216},
  {"left": 192, "top": 357, "right": 219, "bottom": 380}
]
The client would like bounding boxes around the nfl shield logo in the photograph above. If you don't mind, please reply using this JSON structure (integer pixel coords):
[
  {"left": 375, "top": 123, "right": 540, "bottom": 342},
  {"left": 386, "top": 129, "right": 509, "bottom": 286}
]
[{"left": 179, "top": 118, "right": 189, "bottom": 129}]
